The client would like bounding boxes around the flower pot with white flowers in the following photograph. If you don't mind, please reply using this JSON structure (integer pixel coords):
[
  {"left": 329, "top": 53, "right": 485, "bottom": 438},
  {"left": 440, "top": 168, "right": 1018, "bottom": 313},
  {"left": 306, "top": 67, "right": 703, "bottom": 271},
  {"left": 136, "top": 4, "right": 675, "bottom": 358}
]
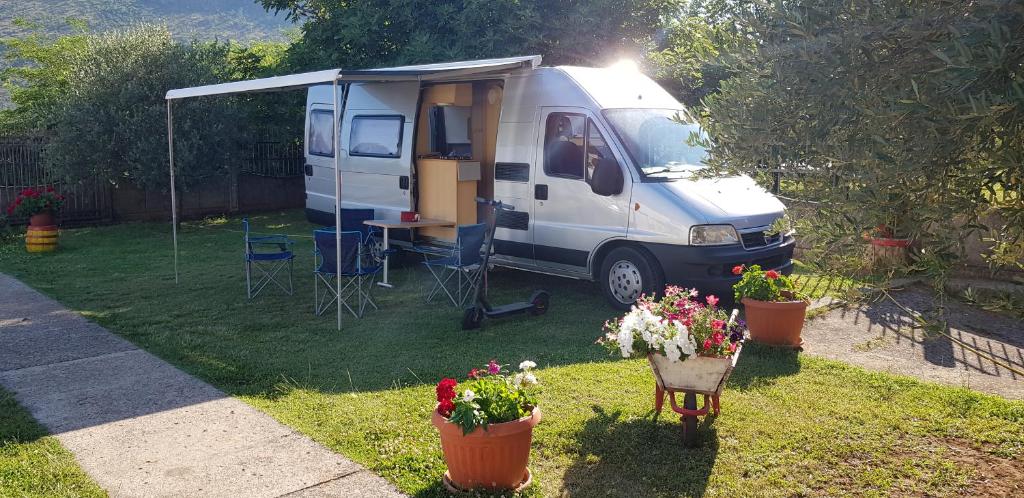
[
  {"left": 432, "top": 359, "right": 540, "bottom": 493},
  {"left": 732, "top": 264, "right": 808, "bottom": 347},
  {"left": 599, "top": 286, "right": 745, "bottom": 447}
]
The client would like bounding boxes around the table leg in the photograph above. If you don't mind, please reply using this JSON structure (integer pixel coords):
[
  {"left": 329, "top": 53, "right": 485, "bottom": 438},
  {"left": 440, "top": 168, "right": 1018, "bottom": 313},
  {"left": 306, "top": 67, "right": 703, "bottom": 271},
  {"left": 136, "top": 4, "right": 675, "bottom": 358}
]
[{"left": 377, "top": 226, "right": 393, "bottom": 288}]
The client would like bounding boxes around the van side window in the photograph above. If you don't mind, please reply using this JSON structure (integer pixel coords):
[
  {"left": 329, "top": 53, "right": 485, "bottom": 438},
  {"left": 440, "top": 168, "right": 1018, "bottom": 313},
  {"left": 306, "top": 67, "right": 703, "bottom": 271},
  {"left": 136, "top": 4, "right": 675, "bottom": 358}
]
[
  {"left": 308, "top": 109, "right": 335, "bottom": 157},
  {"left": 543, "top": 113, "right": 586, "bottom": 179},
  {"left": 349, "top": 115, "right": 404, "bottom": 158},
  {"left": 584, "top": 119, "right": 618, "bottom": 184}
]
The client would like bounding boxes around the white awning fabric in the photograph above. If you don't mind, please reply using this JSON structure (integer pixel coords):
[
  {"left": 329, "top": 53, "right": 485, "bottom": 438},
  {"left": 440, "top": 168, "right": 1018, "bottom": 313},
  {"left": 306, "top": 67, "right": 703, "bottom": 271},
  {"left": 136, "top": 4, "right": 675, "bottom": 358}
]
[{"left": 165, "top": 55, "right": 541, "bottom": 100}]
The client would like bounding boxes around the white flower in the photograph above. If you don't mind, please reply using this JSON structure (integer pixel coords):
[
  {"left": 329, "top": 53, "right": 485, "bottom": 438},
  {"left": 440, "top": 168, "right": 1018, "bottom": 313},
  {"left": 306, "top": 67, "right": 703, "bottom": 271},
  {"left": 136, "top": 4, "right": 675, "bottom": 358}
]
[
  {"left": 664, "top": 341, "right": 682, "bottom": 362},
  {"left": 462, "top": 389, "right": 475, "bottom": 402},
  {"left": 512, "top": 373, "right": 524, "bottom": 387},
  {"left": 677, "top": 331, "right": 696, "bottom": 357},
  {"left": 519, "top": 360, "right": 536, "bottom": 371},
  {"left": 522, "top": 373, "right": 538, "bottom": 386}
]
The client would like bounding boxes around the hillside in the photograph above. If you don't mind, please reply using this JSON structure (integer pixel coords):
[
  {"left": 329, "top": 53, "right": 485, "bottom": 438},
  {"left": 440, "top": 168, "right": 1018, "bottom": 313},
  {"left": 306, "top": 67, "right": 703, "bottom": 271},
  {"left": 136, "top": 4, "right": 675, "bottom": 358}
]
[{"left": 0, "top": 0, "right": 292, "bottom": 42}]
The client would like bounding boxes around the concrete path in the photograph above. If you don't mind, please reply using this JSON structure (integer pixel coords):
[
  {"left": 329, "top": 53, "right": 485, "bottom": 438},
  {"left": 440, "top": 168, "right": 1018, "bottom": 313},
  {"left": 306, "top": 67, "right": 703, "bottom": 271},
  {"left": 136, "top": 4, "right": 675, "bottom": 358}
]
[
  {"left": 802, "top": 285, "right": 1024, "bottom": 400},
  {"left": 0, "top": 273, "right": 404, "bottom": 498}
]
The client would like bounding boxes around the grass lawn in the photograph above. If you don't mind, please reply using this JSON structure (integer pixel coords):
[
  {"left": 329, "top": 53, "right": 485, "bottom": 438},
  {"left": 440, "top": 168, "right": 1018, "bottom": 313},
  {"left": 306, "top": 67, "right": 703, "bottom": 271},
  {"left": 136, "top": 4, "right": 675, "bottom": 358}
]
[
  {"left": 0, "top": 388, "right": 106, "bottom": 497},
  {"left": 0, "top": 210, "right": 1022, "bottom": 497}
]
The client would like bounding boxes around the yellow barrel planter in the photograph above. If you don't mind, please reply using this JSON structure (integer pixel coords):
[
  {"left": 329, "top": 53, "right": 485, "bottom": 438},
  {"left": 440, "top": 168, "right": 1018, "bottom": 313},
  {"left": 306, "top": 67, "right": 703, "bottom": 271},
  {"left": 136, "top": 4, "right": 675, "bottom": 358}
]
[{"left": 25, "top": 225, "right": 59, "bottom": 253}]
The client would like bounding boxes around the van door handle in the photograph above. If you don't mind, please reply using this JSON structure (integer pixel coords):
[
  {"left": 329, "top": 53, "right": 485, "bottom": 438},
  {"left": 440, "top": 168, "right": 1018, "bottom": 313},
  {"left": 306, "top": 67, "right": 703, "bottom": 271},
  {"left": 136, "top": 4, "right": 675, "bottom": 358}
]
[
  {"left": 399, "top": 176, "right": 409, "bottom": 190},
  {"left": 534, "top": 184, "right": 548, "bottom": 200},
  {"left": 303, "top": 164, "right": 313, "bottom": 176}
]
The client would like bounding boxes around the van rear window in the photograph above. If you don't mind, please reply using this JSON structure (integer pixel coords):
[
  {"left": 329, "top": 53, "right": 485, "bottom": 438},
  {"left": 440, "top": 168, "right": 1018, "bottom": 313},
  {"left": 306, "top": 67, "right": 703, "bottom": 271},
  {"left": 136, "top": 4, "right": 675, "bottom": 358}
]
[
  {"left": 308, "top": 109, "right": 335, "bottom": 157},
  {"left": 349, "top": 115, "right": 404, "bottom": 158}
]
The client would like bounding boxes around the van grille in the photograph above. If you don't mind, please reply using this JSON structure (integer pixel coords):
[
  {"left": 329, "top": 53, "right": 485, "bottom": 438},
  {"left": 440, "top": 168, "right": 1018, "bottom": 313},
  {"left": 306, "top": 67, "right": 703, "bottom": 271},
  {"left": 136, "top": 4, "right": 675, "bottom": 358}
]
[{"left": 740, "top": 230, "right": 782, "bottom": 249}]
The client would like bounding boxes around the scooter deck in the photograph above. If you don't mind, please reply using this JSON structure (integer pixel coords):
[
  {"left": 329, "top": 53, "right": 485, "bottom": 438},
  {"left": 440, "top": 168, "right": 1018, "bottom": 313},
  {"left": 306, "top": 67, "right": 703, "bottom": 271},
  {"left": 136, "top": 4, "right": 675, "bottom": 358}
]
[{"left": 484, "top": 302, "right": 534, "bottom": 317}]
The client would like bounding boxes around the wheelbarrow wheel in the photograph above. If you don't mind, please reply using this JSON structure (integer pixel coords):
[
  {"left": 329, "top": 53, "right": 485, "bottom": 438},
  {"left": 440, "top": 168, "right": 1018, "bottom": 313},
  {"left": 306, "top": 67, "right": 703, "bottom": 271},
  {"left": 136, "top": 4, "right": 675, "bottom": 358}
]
[{"left": 682, "top": 392, "right": 698, "bottom": 447}]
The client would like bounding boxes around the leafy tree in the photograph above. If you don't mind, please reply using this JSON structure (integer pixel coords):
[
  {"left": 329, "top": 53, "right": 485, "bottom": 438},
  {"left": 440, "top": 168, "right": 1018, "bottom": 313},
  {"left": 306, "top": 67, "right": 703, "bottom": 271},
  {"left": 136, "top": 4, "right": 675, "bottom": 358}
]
[
  {"left": 2, "top": 24, "right": 298, "bottom": 190},
  {"left": 256, "top": 0, "right": 683, "bottom": 70},
  {"left": 701, "top": 0, "right": 1024, "bottom": 272}
]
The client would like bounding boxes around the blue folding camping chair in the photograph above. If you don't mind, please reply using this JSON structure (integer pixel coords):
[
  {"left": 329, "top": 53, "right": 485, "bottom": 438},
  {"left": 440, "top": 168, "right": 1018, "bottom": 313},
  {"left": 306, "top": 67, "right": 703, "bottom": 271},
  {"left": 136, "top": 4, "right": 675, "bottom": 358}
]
[
  {"left": 422, "top": 223, "right": 487, "bottom": 307},
  {"left": 243, "top": 218, "right": 295, "bottom": 299},
  {"left": 314, "top": 228, "right": 382, "bottom": 318}
]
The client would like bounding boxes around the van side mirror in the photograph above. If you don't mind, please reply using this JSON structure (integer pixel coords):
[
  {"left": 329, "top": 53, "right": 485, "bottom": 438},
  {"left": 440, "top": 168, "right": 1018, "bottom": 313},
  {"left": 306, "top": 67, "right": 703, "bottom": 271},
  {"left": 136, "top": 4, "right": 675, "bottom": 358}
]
[{"left": 590, "top": 158, "right": 624, "bottom": 196}]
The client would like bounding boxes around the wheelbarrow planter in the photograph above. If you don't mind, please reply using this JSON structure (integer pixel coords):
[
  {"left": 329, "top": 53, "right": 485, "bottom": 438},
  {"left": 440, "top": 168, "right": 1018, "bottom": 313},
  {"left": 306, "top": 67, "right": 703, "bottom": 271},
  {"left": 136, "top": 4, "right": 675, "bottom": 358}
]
[{"left": 648, "top": 344, "right": 742, "bottom": 447}]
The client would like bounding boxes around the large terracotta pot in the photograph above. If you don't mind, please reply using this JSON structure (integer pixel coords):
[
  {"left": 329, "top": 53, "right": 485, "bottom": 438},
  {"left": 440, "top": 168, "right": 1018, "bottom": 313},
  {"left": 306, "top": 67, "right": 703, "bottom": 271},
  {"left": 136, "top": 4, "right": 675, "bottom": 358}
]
[
  {"left": 29, "top": 211, "right": 55, "bottom": 227},
  {"left": 742, "top": 294, "right": 808, "bottom": 347},
  {"left": 432, "top": 407, "right": 541, "bottom": 492},
  {"left": 868, "top": 237, "right": 911, "bottom": 269}
]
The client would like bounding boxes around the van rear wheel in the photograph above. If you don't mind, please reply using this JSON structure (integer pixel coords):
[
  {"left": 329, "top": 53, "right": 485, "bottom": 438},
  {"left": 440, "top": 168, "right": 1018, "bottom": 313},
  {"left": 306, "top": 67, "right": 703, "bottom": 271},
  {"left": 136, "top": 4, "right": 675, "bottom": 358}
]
[{"left": 600, "top": 246, "right": 664, "bottom": 310}]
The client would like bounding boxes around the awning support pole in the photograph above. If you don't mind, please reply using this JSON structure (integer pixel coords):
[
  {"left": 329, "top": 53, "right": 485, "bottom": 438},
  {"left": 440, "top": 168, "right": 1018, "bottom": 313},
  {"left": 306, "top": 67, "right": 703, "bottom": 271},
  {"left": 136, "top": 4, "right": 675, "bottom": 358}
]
[
  {"left": 332, "top": 78, "right": 342, "bottom": 331},
  {"left": 167, "top": 100, "right": 179, "bottom": 284}
]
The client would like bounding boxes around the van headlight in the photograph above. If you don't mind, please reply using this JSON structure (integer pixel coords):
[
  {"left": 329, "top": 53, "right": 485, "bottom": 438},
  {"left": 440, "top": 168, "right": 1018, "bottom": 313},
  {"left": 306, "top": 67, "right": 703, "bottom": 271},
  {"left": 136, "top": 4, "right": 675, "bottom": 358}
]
[{"left": 689, "top": 225, "right": 739, "bottom": 246}]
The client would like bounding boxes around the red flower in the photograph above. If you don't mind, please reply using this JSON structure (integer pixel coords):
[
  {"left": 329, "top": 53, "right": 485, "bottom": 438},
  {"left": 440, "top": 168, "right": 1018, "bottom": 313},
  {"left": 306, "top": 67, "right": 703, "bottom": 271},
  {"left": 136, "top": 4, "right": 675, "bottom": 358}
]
[
  {"left": 45, "top": 186, "right": 55, "bottom": 193},
  {"left": 467, "top": 368, "right": 480, "bottom": 379},
  {"left": 765, "top": 270, "right": 780, "bottom": 280},
  {"left": 732, "top": 265, "right": 744, "bottom": 275},
  {"left": 438, "top": 399, "right": 455, "bottom": 417},
  {"left": 703, "top": 338, "right": 712, "bottom": 350},
  {"left": 706, "top": 295, "right": 719, "bottom": 308},
  {"left": 436, "top": 378, "right": 457, "bottom": 403},
  {"left": 14, "top": 198, "right": 22, "bottom": 206},
  {"left": 712, "top": 319, "right": 726, "bottom": 331},
  {"left": 712, "top": 332, "right": 725, "bottom": 345},
  {"left": 682, "top": 317, "right": 693, "bottom": 328}
]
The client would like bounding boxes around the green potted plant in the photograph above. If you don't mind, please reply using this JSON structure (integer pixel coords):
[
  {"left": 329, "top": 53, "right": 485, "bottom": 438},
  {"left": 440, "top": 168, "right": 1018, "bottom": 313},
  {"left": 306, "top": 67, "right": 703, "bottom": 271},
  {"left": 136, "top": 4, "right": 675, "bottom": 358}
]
[
  {"left": 732, "top": 264, "right": 808, "bottom": 347},
  {"left": 6, "top": 186, "right": 64, "bottom": 227},
  {"left": 432, "top": 359, "right": 540, "bottom": 493},
  {"left": 7, "top": 186, "right": 65, "bottom": 253}
]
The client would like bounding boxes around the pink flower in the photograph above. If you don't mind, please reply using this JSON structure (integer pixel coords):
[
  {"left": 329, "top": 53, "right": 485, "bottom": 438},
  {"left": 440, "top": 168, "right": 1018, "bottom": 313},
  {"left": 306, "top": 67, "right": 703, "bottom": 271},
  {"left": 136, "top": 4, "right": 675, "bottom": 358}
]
[
  {"left": 703, "top": 338, "right": 712, "bottom": 351},
  {"left": 712, "top": 319, "right": 726, "bottom": 331},
  {"left": 728, "top": 342, "right": 737, "bottom": 353},
  {"left": 665, "top": 285, "right": 682, "bottom": 297},
  {"left": 712, "top": 332, "right": 725, "bottom": 345},
  {"left": 732, "top": 265, "right": 744, "bottom": 275},
  {"left": 706, "top": 295, "right": 719, "bottom": 308},
  {"left": 487, "top": 360, "right": 500, "bottom": 375},
  {"left": 689, "top": 289, "right": 699, "bottom": 298}
]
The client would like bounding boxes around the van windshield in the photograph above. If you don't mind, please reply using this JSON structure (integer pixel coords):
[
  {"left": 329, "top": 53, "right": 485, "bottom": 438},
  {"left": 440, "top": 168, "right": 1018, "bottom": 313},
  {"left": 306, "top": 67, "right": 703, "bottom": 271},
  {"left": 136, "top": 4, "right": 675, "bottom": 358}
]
[{"left": 603, "top": 108, "right": 709, "bottom": 177}]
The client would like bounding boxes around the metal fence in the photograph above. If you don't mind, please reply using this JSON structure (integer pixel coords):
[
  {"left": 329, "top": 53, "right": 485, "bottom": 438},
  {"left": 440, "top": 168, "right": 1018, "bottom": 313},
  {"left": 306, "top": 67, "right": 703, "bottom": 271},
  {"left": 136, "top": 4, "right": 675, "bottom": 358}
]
[
  {"left": 1, "top": 135, "right": 304, "bottom": 226},
  {"left": 245, "top": 140, "right": 304, "bottom": 178},
  {"left": 0, "top": 136, "right": 112, "bottom": 224}
]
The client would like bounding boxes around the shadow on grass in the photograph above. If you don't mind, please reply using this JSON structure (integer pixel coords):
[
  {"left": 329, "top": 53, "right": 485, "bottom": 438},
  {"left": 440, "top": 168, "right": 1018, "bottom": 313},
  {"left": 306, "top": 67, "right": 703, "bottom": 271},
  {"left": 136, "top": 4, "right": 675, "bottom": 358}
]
[
  {"left": 727, "top": 342, "right": 802, "bottom": 390},
  {"left": 560, "top": 405, "right": 719, "bottom": 497}
]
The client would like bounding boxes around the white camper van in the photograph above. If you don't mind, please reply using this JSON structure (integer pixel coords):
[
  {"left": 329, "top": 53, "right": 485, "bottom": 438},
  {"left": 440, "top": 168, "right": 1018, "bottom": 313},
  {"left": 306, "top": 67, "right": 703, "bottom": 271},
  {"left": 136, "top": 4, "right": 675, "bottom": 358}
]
[{"left": 302, "top": 56, "right": 795, "bottom": 309}]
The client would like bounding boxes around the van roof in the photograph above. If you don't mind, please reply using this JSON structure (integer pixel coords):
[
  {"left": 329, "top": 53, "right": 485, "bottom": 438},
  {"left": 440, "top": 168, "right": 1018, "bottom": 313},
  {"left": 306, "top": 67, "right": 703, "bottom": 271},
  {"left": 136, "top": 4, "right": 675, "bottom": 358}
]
[{"left": 555, "top": 66, "right": 683, "bottom": 110}]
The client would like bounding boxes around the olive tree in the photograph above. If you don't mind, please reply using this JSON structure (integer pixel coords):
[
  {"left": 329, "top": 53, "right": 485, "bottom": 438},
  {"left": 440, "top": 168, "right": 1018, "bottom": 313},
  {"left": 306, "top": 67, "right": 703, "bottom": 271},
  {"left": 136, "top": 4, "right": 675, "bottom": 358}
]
[{"left": 700, "top": 0, "right": 1024, "bottom": 272}]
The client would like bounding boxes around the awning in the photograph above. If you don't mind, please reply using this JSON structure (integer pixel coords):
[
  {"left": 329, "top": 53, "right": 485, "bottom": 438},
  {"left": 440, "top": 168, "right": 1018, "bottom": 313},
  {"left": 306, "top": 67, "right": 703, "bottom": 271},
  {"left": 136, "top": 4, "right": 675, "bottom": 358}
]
[{"left": 165, "top": 55, "right": 541, "bottom": 100}]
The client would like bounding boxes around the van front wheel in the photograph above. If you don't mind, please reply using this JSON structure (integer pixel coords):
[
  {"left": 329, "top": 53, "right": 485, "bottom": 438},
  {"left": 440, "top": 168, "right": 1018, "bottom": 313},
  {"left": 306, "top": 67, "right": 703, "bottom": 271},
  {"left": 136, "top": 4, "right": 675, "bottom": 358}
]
[{"left": 600, "top": 246, "right": 664, "bottom": 310}]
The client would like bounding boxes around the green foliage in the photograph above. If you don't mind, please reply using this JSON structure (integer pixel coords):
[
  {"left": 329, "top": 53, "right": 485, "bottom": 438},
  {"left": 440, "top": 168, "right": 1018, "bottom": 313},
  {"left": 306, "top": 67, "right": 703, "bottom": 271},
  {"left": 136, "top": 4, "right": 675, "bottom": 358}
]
[
  {"left": 442, "top": 361, "right": 539, "bottom": 435},
  {"left": 645, "top": 1, "right": 750, "bottom": 106},
  {"left": 5, "top": 187, "right": 65, "bottom": 218},
  {"left": 257, "top": 0, "right": 683, "bottom": 71},
  {"left": 1, "top": 25, "right": 297, "bottom": 190},
  {"left": 701, "top": 0, "right": 1024, "bottom": 274},
  {"left": 732, "top": 264, "right": 799, "bottom": 303}
]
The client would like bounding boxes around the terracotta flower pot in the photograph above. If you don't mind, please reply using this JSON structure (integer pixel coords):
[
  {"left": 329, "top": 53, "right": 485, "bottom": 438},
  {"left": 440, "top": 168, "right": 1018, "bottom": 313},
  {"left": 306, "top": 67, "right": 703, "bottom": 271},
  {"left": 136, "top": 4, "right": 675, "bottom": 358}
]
[
  {"left": 741, "top": 294, "right": 808, "bottom": 347},
  {"left": 868, "top": 237, "right": 911, "bottom": 269},
  {"left": 29, "top": 211, "right": 55, "bottom": 228},
  {"left": 432, "top": 407, "right": 541, "bottom": 492}
]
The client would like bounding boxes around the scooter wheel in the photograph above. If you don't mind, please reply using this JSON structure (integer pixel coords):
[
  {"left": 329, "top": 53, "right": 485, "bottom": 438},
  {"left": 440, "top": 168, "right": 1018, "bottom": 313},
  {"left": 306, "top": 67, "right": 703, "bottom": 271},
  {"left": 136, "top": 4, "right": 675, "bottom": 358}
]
[
  {"left": 529, "top": 291, "right": 550, "bottom": 316},
  {"left": 462, "top": 307, "right": 483, "bottom": 330}
]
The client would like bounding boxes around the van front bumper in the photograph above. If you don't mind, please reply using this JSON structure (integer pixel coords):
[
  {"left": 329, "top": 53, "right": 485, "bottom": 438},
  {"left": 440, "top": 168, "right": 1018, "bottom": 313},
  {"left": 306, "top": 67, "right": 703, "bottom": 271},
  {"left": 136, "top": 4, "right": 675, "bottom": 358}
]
[{"left": 639, "top": 236, "right": 796, "bottom": 302}]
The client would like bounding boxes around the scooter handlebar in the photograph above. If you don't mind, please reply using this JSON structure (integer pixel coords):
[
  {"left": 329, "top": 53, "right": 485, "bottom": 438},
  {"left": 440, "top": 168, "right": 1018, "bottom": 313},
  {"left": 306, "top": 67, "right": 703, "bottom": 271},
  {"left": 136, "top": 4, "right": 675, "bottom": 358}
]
[{"left": 475, "top": 197, "right": 515, "bottom": 211}]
